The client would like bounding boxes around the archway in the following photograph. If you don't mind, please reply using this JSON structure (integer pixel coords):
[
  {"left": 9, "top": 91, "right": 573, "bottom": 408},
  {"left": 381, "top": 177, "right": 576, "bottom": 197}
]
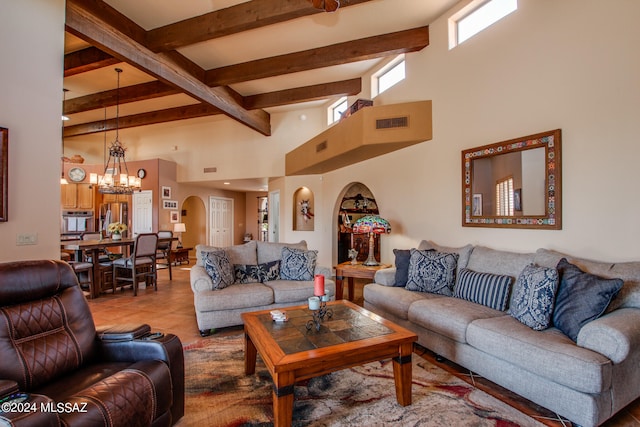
[
  {"left": 181, "top": 195, "right": 206, "bottom": 258},
  {"left": 335, "top": 183, "right": 380, "bottom": 264}
]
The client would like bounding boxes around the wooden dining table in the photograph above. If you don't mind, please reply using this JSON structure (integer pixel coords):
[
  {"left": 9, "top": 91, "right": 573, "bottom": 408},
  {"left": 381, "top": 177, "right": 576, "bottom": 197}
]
[{"left": 61, "top": 236, "right": 175, "bottom": 299}]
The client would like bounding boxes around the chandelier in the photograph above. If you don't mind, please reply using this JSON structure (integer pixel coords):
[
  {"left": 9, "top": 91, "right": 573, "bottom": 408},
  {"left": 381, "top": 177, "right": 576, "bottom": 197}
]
[{"left": 89, "top": 68, "right": 141, "bottom": 194}]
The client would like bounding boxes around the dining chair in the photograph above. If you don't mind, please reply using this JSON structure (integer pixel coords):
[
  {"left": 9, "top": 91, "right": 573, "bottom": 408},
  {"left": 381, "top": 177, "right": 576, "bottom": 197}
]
[
  {"left": 112, "top": 233, "right": 159, "bottom": 296},
  {"left": 156, "top": 230, "right": 173, "bottom": 280}
]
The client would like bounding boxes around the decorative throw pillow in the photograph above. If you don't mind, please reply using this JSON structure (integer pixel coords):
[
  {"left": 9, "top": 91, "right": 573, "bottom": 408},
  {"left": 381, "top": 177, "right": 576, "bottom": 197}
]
[
  {"left": 233, "top": 264, "right": 261, "bottom": 284},
  {"left": 454, "top": 268, "right": 513, "bottom": 311},
  {"left": 508, "top": 264, "right": 559, "bottom": 330},
  {"left": 405, "top": 249, "right": 459, "bottom": 296},
  {"left": 280, "top": 247, "right": 317, "bottom": 281},
  {"left": 202, "top": 250, "right": 235, "bottom": 290},
  {"left": 258, "top": 260, "right": 281, "bottom": 283},
  {"left": 553, "top": 258, "right": 624, "bottom": 341},
  {"left": 393, "top": 249, "right": 412, "bottom": 287}
]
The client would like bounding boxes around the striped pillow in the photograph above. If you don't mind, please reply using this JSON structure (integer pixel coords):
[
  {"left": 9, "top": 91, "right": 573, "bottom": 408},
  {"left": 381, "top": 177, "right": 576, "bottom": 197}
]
[{"left": 454, "top": 268, "right": 513, "bottom": 311}]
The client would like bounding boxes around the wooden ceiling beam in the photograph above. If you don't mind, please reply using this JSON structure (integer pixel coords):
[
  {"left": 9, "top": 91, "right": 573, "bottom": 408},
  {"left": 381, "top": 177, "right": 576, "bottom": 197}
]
[
  {"left": 244, "top": 78, "right": 361, "bottom": 110},
  {"left": 146, "top": 0, "right": 374, "bottom": 52},
  {"left": 64, "top": 78, "right": 360, "bottom": 136},
  {"left": 64, "top": 46, "right": 120, "bottom": 77},
  {"left": 63, "top": 103, "right": 222, "bottom": 138},
  {"left": 206, "top": 26, "right": 429, "bottom": 86},
  {"left": 64, "top": 81, "right": 180, "bottom": 115},
  {"left": 65, "top": 0, "right": 271, "bottom": 136}
]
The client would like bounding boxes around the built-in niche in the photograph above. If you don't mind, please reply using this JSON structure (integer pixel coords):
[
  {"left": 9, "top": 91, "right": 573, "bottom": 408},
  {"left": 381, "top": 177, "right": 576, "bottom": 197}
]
[
  {"left": 293, "top": 187, "right": 314, "bottom": 231},
  {"left": 337, "top": 183, "right": 380, "bottom": 263}
]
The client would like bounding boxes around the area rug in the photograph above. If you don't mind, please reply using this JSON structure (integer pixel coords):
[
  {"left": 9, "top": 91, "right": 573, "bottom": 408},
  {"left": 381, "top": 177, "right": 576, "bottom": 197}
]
[{"left": 179, "top": 334, "right": 547, "bottom": 427}]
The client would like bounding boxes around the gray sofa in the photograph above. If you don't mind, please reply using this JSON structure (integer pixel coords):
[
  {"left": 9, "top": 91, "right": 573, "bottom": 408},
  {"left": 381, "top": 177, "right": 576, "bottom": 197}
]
[
  {"left": 363, "top": 240, "right": 640, "bottom": 427},
  {"left": 190, "top": 240, "right": 335, "bottom": 335}
]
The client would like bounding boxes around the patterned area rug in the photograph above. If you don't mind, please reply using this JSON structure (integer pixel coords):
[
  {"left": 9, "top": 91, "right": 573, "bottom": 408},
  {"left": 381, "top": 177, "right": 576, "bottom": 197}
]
[{"left": 178, "top": 334, "right": 547, "bottom": 427}]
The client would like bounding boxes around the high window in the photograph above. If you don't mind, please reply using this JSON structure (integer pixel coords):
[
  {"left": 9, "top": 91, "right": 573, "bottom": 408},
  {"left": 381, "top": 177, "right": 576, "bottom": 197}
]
[
  {"left": 373, "top": 55, "right": 405, "bottom": 97},
  {"left": 450, "top": 0, "right": 517, "bottom": 48},
  {"left": 329, "top": 97, "right": 348, "bottom": 125}
]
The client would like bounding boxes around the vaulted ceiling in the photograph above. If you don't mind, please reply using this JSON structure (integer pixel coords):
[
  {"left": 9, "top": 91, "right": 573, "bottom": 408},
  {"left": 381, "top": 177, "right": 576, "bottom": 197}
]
[{"left": 62, "top": 0, "right": 458, "bottom": 139}]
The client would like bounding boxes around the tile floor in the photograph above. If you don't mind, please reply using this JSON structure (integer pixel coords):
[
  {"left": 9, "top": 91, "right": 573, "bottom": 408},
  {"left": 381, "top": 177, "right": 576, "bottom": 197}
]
[{"left": 86, "top": 261, "right": 640, "bottom": 427}]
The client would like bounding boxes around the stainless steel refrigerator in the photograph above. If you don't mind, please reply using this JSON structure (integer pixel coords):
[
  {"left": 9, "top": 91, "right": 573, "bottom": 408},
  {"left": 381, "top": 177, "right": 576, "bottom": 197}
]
[{"left": 99, "top": 202, "right": 129, "bottom": 238}]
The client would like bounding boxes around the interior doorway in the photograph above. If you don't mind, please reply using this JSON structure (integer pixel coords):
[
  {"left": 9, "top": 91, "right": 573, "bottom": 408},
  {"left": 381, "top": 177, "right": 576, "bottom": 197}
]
[
  {"left": 208, "top": 196, "right": 234, "bottom": 247},
  {"left": 181, "top": 195, "right": 205, "bottom": 251},
  {"left": 336, "top": 183, "right": 379, "bottom": 264}
]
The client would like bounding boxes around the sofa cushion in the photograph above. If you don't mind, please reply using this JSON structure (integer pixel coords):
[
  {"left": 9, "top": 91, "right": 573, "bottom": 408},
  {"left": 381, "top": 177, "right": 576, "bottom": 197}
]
[
  {"left": 256, "top": 240, "right": 307, "bottom": 264},
  {"left": 408, "top": 297, "right": 504, "bottom": 343},
  {"left": 280, "top": 247, "right": 317, "bottom": 281},
  {"left": 466, "top": 246, "right": 535, "bottom": 277},
  {"left": 554, "top": 258, "right": 623, "bottom": 341},
  {"left": 194, "top": 282, "right": 274, "bottom": 311},
  {"left": 508, "top": 264, "right": 559, "bottom": 330},
  {"left": 196, "top": 241, "right": 257, "bottom": 266},
  {"left": 363, "top": 284, "right": 436, "bottom": 320},
  {"left": 265, "top": 278, "right": 335, "bottom": 304},
  {"left": 467, "top": 316, "right": 612, "bottom": 394},
  {"left": 535, "top": 248, "right": 640, "bottom": 311},
  {"left": 405, "top": 249, "right": 459, "bottom": 296},
  {"left": 454, "top": 268, "right": 513, "bottom": 311},
  {"left": 202, "top": 250, "right": 235, "bottom": 290},
  {"left": 393, "top": 249, "right": 412, "bottom": 287},
  {"left": 418, "top": 240, "right": 473, "bottom": 275}
]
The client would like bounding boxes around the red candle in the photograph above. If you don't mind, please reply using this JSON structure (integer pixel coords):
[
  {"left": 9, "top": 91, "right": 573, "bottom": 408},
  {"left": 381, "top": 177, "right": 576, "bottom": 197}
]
[{"left": 314, "top": 274, "right": 325, "bottom": 296}]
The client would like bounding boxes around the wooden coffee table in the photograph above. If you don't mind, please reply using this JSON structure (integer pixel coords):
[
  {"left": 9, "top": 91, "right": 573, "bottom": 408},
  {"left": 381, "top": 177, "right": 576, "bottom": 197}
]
[{"left": 241, "top": 300, "right": 417, "bottom": 427}]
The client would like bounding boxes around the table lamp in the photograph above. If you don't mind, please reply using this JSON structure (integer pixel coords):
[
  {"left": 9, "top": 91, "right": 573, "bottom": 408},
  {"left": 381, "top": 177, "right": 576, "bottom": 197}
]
[
  {"left": 351, "top": 215, "right": 391, "bottom": 266},
  {"left": 173, "top": 222, "right": 186, "bottom": 248}
]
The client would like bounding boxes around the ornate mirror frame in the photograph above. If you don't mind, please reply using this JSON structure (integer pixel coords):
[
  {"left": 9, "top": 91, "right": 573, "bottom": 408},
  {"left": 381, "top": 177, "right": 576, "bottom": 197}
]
[{"left": 462, "top": 129, "right": 562, "bottom": 229}]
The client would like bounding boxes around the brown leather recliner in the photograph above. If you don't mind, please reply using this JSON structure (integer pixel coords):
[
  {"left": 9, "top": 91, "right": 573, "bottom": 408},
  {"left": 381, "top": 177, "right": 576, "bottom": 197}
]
[{"left": 0, "top": 260, "right": 184, "bottom": 426}]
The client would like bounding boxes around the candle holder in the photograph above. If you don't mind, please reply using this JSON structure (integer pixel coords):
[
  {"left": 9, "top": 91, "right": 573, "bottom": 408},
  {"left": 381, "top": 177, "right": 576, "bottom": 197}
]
[{"left": 306, "top": 295, "right": 333, "bottom": 331}]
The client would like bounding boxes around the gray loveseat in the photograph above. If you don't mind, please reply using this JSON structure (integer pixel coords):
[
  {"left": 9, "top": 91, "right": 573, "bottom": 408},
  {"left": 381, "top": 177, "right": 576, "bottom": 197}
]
[
  {"left": 190, "top": 240, "right": 335, "bottom": 335},
  {"left": 363, "top": 240, "right": 640, "bottom": 427}
]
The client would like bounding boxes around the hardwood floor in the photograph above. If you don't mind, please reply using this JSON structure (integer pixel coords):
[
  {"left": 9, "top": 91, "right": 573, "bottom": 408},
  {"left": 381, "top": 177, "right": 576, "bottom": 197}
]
[{"left": 86, "top": 262, "right": 640, "bottom": 427}]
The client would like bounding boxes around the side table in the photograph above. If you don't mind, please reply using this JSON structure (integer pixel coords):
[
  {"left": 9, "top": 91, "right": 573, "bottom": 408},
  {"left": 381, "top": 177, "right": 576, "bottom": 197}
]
[
  {"left": 170, "top": 247, "right": 192, "bottom": 265},
  {"left": 334, "top": 261, "right": 391, "bottom": 301}
]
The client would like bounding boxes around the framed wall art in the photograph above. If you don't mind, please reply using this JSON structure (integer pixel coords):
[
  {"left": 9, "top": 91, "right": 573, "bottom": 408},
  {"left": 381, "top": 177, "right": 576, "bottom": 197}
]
[
  {"left": 163, "top": 200, "right": 178, "bottom": 209},
  {"left": 170, "top": 211, "right": 179, "bottom": 223},
  {"left": 0, "top": 127, "right": 7, "bottom": 222},
  {"left": 162, "top": 186, "right": 172, "bottom": 199}
]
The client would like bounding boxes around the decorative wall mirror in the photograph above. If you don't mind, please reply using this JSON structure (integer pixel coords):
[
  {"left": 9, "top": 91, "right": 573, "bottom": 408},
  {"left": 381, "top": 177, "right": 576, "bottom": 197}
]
[{"left": 462, "top": 129, "right": 562, "bottom": 229}]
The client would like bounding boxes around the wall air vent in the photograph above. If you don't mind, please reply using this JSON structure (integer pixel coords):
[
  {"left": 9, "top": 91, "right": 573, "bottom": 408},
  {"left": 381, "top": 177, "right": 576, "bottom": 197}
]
[
  {"left": 203, "top": 167, "right": 217, "bottom": 173},
  {"left": 376, "top": 116, "right": 409, "bottom": 129},
  {"left": 316, "top": 140, "right": 328, "bottom": 153}
]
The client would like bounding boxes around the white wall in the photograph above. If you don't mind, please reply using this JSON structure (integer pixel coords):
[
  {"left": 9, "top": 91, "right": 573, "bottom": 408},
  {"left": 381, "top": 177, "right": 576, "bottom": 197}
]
[
  {"left": 301, "top": 0, "right": 640, "bottom": 266},
  {"left": 56, "top": 0, "right": 640, "bottom": 269},
  {"left": 0, "top": 0, "right": 65, "bottom": 261}
]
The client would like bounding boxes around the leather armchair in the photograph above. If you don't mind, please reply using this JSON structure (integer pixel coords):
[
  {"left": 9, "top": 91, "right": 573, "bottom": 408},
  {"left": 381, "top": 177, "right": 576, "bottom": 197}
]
[{"left": 0, "top": 260, "right": 184, "bottom": 426}]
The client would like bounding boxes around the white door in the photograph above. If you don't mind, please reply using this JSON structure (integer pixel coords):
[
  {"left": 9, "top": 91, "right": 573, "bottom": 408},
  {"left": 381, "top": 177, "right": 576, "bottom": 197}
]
[
  {"left": 132, "top": 190, "right": 153, "bottom": 236},
  {"left": 268, "top": 190, "right": 279, "bottom": 243},
  {"left": 209, "top": 196, "right": 233, "bottom": 247}
]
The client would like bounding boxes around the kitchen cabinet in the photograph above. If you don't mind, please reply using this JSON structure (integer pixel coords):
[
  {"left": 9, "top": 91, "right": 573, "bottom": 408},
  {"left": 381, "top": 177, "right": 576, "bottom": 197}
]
[
  {"left": 61, "top": 183, "right": 94, "bottom": 210},
  {"left": 101, "top": 193, "right": 131, "bottom": 203}
]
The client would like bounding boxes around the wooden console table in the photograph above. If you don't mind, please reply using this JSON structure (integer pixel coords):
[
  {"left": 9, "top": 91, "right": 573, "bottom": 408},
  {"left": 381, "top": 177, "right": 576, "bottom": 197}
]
[
  {"left": 334, "top": 261, "right": 391, "bottom": 301},
  {"left": 170, "top": 247, "right": 192, "bottom": 265}
]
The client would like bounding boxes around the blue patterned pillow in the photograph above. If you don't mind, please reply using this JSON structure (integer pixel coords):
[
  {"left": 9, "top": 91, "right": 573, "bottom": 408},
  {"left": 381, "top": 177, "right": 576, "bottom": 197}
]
[
  {"left": 393, "top": 249, "right": 412, "bottom": 287},
  {"left": 454, "top": 268, "right": 513, "bottom": 311},
  {"left": 202, "top": 250, "right": 235, "bottom": 290},
  {"left": 280, "top": 247, "right": 317, "bottom": 281},
  {"left": 405, "top": 249, "right": 459, "bottom": 296},
  {"left": 508, "top": 264, "right": 559, "bottom": 330},
  {"left": 234, "top": 264, "right": 261, "bottom": 284},
  {"left": 258, "top": 260, "right": 281, "bottom": 283},
  {"left": 553, "top": 258, "right": 623, "bottom": 341}
]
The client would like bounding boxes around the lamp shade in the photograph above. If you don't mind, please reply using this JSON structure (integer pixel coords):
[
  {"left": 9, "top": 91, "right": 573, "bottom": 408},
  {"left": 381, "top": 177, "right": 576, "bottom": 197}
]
[
  {"left": 173, "top": 223, "right": 186, "bottom": 233},
  {"left": 352, "top": 215, "right": 391, "bottom": 235}
]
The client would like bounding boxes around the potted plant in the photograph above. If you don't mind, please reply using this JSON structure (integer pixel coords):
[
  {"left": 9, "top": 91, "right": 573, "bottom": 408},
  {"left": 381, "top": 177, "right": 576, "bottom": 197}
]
[{"left": 107, "top": 222, "right": 127, "bottom": 240}]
